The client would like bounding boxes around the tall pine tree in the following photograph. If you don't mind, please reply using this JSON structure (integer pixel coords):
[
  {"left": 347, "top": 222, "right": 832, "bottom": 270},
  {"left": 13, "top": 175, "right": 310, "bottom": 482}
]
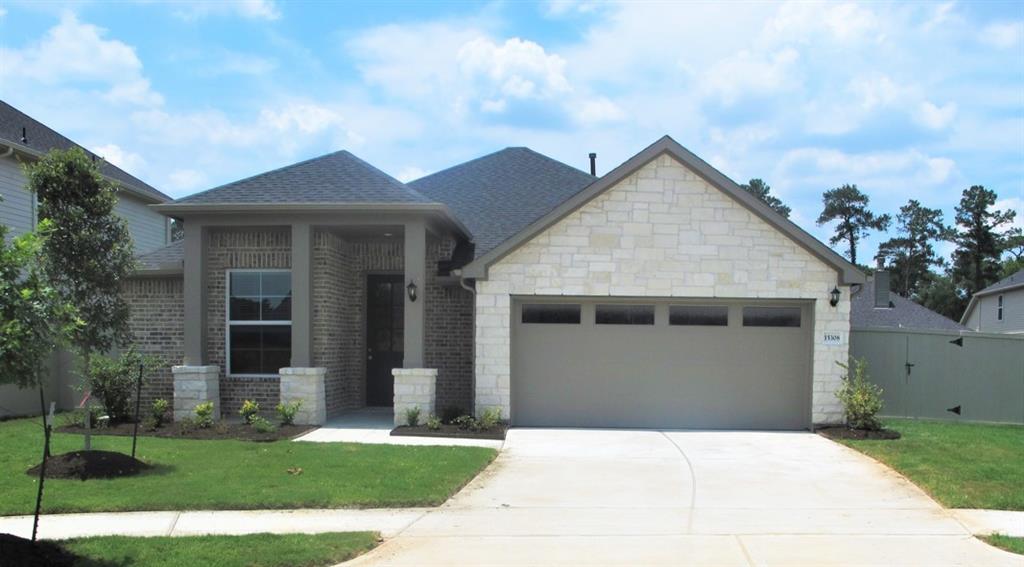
[
  {"left": 875, "top": 200, "right": 949, "bottom": 297},
  {"left": 740, "top": 178, "right": 791, "bottom": 218},
  {"left": 950, "top": 185, "right": 1016, "bottom": 297},
  {"left": 816, "top": 184, "right": 890, "bottom": 266}
]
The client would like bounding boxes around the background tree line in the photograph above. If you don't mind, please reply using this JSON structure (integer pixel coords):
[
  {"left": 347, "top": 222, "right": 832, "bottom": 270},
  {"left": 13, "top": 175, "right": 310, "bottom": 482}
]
[{"left": 740, "top": 179, "right": 1020, "bottom": 321}]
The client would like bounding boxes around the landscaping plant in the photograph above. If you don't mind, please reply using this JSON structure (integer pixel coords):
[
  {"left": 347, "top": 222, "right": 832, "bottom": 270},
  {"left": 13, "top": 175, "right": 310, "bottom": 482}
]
[
  {"left": 426, "top": 414, "right": 441, "bottom": 431},
  {"left": 194, "top": 402, "right": 215, "bottom": 429},
  {"left": 275, "top": 401, "right": 301, "bottom": 426},
  {"left": 404, "top": 406, "right": 421, "bottom": 427},
  {"left": 84, "top": 349, "right": 158, "bottom": 423},
  {"left": 836, "top": 357, "right": 884, "bottom": 430},
  {"left": 151, "top": 399, "right": 169, "bottom": 428},
  {"left": 239, "top": 400, "right": 260, "bottom": 424},
  {"left": 478, "top": 407, "right": 502, "bottom": 430},
  {"left": 250, "top": 416, "right": 277, "bottom": 434}
]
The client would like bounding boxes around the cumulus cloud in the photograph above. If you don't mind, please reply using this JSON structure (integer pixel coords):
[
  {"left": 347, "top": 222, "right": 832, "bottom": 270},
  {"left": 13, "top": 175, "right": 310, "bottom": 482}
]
[
  {"left": 778, "top": 147, "right": 957, "bottom": 190},
  {"left": 702, "top": 48, "right": 800, "bottom": 105},
  {"left": 458, "top": 37, "right": 570, "bottom": 102},
  {"left": 980, "top": 21, "right": 1023, "bottom": 49},
  {"left": 915, "top": 101, "right": 958, "bottom": 130},
  {"left": 166, "top": 169, "right": 208, "bottom": 192},
  {"left": 93, "top": 144, "right": 146, "bottom": 174}
]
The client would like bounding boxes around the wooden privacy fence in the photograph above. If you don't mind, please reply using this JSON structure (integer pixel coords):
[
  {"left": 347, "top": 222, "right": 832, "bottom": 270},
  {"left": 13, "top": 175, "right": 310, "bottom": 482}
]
[{"left": 851, "top": 328, "right": 1024, "bottom": 425}]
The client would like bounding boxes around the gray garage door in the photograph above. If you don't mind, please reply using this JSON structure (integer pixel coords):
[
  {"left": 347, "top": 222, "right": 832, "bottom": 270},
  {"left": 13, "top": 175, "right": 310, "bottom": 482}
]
[{"left": 511, "top": 298, "right": 813, "bottom": 430}]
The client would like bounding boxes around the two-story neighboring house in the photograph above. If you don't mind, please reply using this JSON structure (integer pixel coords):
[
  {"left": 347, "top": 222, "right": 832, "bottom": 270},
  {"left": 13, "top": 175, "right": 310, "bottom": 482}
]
[
  {"left": 961, "top": 270, "right": 1024, "bottom": 334},
  {"left": 0, "top": 100, "right": 172, "bottom": 416}
]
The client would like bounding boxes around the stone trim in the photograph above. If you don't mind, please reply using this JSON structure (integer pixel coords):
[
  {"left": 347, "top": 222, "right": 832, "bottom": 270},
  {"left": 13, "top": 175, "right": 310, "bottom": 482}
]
[
  {"left": 172, "top": 365, "right": 220, "bottom": 421},
  {"left": 279, "top": 367, "right": 327, "bottom": 425},
  {"left": 393, "top": 368, "right": 437, "bottom": 426}
]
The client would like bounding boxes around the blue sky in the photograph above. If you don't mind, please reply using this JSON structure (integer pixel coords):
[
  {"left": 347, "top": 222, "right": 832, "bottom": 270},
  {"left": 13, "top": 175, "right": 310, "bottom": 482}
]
[{"left": 1, "top": 0, "right": 1021, "bottom": 263}]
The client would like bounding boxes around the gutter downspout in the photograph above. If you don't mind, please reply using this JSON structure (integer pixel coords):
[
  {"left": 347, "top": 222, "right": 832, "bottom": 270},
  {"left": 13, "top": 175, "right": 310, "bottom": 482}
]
[{"left": 454, "top": 269, "right": 478, "bottom": 415}]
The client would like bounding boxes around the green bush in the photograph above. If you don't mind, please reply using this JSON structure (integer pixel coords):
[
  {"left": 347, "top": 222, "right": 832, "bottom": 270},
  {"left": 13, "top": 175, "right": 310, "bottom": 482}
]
[
  {"left": 85, "top": 349, "right": 158, "bottom": 422},
  {"left": 404, "top": 406, "right": 421, "bottom": 427},
  {"left": 250, "top": 415, "right": 276, "bottom": 433},
  {"left": 194, "top": 402, "right": 215, "bottom": 429},
  {"left": 426, "top": 414, "right": 442, "bottom": 431},
  {"left": 151, "top": 399, "right": 169, "bottom": 427},
  {"left": 836, "top": 357, "right": 884, "bottom": 431},
  {"left": 276, "top": 401, "right": 302, "bottom": 426},
  {"left": 441, "top": 406, "right": 464, "bottom": 424},
  {"left": 478, "top": 407, "right": 502, "bottom": 430},
  {"left": 239, "top": 400, "right": 260, "bottom": 424},
  {"left": 453, "top": 415, "right": 478, "bottom": 431}
]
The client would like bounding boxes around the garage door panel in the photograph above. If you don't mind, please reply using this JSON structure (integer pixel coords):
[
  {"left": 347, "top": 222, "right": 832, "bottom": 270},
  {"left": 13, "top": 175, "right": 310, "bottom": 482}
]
[{"left": 512, "top": 298, "right": 811, "bottom": 430}]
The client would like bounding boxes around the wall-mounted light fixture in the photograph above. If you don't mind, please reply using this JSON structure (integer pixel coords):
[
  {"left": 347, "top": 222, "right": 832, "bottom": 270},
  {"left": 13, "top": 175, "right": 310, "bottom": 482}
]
[
  {"left": 829, "top": 286, "right": 841, "bottom": 307},
  {"left": 406, "top": 279, "right": 418, "bottom": 302}
]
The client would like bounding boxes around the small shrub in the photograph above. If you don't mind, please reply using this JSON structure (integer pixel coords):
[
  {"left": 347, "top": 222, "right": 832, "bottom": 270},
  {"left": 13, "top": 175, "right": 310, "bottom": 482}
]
[
  {"left": 453, "top": 414, "right": 479, "bottom": 431},
  {"left": 250, "top": 415, "right": 277, "bottom": 433},
  {"left": 193, "top": 401, "right": 215, "bottom": 429},
  {"left": 836, "top": 357, "right": 884, "bottom": 431},
  {"left": 141, "top": 416, "right": 159, "bottom": 431},
  {"left": 441, "top": 406, "right": 464, "bottom": 424},
  {"left": 478, "top": 407, "right": 502, "bottom": 430},
  {"left": 276, "top": 401, "right": 302, "bottom": 426},
  {"left": 61, "top": 406, "right": 104, "bottom": 428},
  {"left": 178, "top": 417, "right": 196, "bottom": 434},
  {"left": 426, "top": 414, "right": 442, "bottom": 431},
  {"left": 239, "top": 399, "right": 260, "bottom": 424},
  {"left": 85, "top": 349, "right": 159, "bottom": 423},
  {"left": 151, "top": 399, "right": 169, "bottom": 427},
  {"left": 404, "top": 406, "right": 421, "bottom": 427}
]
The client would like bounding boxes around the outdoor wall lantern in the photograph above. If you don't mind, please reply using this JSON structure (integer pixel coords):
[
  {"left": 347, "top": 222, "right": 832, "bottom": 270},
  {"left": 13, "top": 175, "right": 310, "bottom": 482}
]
[
  {"left": 407, "top": 279, "right": 418, "bottom": 302},
  {"left": 829, "top": 286, "right": 841, "bottom": 307}
]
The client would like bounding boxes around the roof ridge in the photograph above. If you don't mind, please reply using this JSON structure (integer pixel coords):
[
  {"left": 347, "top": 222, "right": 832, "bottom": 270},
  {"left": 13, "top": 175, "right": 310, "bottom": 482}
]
[
  {"left": 330, "top": 149, "right": 431, "bottom": 202},
  {"left": 408, "top": 146, "right": 592, "bottom": 186}
]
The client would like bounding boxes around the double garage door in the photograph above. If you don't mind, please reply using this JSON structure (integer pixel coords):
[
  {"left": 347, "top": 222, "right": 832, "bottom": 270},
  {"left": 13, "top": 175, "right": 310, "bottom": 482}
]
[{"left": 511, "top": 298, "right": 813, "bottom": 430}]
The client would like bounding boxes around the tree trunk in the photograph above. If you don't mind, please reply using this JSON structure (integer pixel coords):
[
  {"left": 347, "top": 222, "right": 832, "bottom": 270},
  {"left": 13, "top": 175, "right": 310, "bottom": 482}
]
[{"left": 31, "top": 387, "right": 51, "bottom": 542}]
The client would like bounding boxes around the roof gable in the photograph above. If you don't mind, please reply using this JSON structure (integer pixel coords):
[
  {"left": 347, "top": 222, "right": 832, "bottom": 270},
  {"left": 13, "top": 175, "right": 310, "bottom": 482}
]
[
  {"left": 461, "top": 135, "right": 865, "bottom": 284},
  {"left": 174, "top": 150, "right": 432, "bottom": 206},
  {"left": 960, "top": 269, "right": 1024, "bottom": 324},
  {"left": 853, "top": 278, "right": 967, "bottom": 331}
]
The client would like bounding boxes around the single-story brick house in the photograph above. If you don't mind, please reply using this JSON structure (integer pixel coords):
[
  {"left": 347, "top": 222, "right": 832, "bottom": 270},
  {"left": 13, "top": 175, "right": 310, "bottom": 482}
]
[{"left": 130, "top": 136, "right": 864, "bottom": 429}]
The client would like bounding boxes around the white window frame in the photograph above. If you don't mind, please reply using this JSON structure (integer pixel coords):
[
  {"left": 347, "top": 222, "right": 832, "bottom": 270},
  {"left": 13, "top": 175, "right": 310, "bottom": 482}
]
[
  {"left": 997, "top": 295, "right": 1003, "bottom": 322},
  {"left": 225, "top": 268, "right": 292, "bottom": 378}
]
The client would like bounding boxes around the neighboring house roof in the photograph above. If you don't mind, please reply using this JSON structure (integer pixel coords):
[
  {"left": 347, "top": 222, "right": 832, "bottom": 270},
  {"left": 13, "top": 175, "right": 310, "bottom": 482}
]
[
  {"left": 136, "top": 240, "right": 184, "bottom": 274},
  {"left": 409, "top": 147, "right": 596, "bottom": 259},
  {"left": 960, "top": 269, "right": 1024, "bottom": 324},
  {"left": 458, "top": 135, "right": 865, "bottom": 284},
  {"left": 172, "top": 150, "right": 432, "bottom": 206},
  {"left": 852, "top": 278, "right": 968, "bottom": 331},
  {"left": 0, "top": 99, "right": 170, "bottom": 204}
]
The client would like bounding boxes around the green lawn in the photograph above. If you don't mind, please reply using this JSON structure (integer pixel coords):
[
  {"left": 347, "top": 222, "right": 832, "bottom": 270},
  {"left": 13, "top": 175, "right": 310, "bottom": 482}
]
[
  {"left": 983, "top": 535, "right": 1024, "bottom": 556},
  {"left": 61, "top": 532, "right": 378, "bottom": 567},
  {"left": 0, "top": 416, "right": 496, "bottom": 515},
  {"left": 837, "top": 418, "right": 1024, "bottom": 510}
]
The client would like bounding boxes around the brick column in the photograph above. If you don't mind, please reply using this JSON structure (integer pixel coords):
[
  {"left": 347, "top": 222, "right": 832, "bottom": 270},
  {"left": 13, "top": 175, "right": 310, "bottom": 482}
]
[
  {"left": 279, "top": 367, "right": 326, "bottom": 425},
  {"left": 392, "top": 368, "right": 437, "bottom": 426},
  {"left": 172, "top": 365, "right": 220, "bottom": 421}
]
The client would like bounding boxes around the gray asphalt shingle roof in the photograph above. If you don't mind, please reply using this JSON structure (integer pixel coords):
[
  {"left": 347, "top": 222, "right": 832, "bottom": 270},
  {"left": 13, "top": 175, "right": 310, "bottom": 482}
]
[
  {"left": 976, "top": 269, "right": 1024, "bottom": 296},
  {"left": 851, "top": 277, "right": 968, "bottom": 331},
  {"left": 0, "top": 100, "right": 169, "bottom": 203},
  {"left": 136, "top": 239, "right": 183, "bottom": 271},
  {"left": 174, "top": 150, "right": 431, "bottom": 205},
  {"left": 409, "top": 147, "right": 595, "bottom": 259}
]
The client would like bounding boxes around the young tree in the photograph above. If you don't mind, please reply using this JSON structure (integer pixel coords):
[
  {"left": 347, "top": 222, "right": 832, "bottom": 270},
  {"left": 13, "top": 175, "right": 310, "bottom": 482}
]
[
  {"left": 25, "top": 148, "right": 137, "bottom": 366},
  {"left": 816, "top": 184, "right": 890, "bottom": 266},
  {"left": 950, "top": 185, "right": 1016, "bottom": 297},
  {"left": 875, "top": 200, "right": 949, "bottom": 297},
  {"left": 741, "top": 178, "right": 791, "bottom": 218}
]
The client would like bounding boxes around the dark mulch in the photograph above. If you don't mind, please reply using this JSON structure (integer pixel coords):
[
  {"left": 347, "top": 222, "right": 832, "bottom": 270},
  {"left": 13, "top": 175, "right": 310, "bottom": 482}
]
[
  {"left": 0, "top": 534, "right": 89, "bottom": 567},
  {"left": 26, "top": 450, "right": 149, "bottom": 481},
  {"left": 57, "top": 421, "right": 316, "bottom": 442},
  {"left": 817, "top": 426, "right": 901, "bottom": 441},
  {"left": 392, "top": 423, "right": 507, "bottom": 440}
]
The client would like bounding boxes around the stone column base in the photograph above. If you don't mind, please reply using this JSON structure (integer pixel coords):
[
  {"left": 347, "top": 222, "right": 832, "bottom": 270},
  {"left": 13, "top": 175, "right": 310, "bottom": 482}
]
[
  {"left": 393, "top": 368, "right": 437, "bottom": 426},
  {"left": 279, "top": 367, "right": 327, "bottom": 425},
  {"left": 172, "top": 365, "right": 220, "bottom": 422}
]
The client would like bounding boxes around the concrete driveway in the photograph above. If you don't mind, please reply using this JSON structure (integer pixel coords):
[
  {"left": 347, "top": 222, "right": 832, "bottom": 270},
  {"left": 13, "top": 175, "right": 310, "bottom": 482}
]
[{"left": 347, "top": 429, "right": 1019, "bottom": 566}]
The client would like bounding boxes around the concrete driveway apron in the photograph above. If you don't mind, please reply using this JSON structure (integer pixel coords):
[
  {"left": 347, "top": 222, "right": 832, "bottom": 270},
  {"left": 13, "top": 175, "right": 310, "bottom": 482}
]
[{"left": 345, "top": 428, "right": 1020, "bottom": 566}]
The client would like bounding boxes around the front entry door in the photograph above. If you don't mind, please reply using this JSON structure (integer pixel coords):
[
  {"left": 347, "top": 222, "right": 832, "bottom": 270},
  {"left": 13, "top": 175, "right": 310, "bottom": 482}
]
[{"left": 366, "top": 275, "right": 404, "bottom": 406}]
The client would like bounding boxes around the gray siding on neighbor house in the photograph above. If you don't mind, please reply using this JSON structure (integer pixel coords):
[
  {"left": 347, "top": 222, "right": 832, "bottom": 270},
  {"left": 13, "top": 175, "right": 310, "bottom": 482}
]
[
  {"left": 967, "top": 290, "right": 1024, "bottom": 334},
  {"left": 852, "top": 328, "right": 1024, "bottom": 424},
  {"left": 114, "top": 193, "right": 169, "bottom": 254}
]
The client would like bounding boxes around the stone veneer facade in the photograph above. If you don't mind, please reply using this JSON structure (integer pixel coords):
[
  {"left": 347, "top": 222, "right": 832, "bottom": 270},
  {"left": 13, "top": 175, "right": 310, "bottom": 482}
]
[{"left": 473, "top": 154, "right": 850, "bottom": 425}]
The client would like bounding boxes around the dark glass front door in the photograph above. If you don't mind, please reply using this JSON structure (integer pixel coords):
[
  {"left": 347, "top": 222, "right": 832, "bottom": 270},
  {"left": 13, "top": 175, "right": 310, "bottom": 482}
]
[{"left": 366, "top": 275, "right": 404, "bottom": 406}]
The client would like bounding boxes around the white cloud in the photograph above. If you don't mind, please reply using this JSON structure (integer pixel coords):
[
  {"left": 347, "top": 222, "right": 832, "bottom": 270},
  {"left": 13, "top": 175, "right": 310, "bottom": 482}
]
[
  {"left": 545, "top": 0, "right": 600, "bottom": 17},
  {"left": 915, "top": 101, "right": 958, "bottom": 130},
  {"left": 259, "top": 103, "right": 344, "bottom": 135},
  {"left": 457, "top": 37, "right": 570, "bottom": 104},
  {"left": 166, "top": 169, "right": 208, "bottom": 192},
  {"left": 779, "top": 147, "right": 957, "bottom": 190},
  {"left": 701, "top": 48, "right": 800, "bottom": 105},
  {"left": 980, "top": 21, "right": 1023, "bottom": 49},
  {"left": 0, "top": 7, "right": 7, "bottom": 18},
  {"left": 764, "top": 1, "right": 881, "bottom": 44},
  {"left": 571, "top": 97, "right": 626, "bottom": 125},
  {"left": 396, "top": 166, "right": 428, "bottom": 183},
  {"left": 93, "top": 143, "right": 146, "bottom": 174},
  {"left": 173, "top": 0, "right": 281, "bottom": 22},
  {"left": 995, "top": 197, "right": 1024, "bottom": 232}
]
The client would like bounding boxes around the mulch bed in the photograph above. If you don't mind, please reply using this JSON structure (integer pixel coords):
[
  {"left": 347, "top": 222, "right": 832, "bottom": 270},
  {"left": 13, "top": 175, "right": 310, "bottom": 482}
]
[
  {"left": 0, "top": 534, "right": 84, "bottom": 567},
  {"left": 391, "top": 423, "right": 507, "bottom": 440},
  {"left": 817, "top": 426, "right": 901, "bottom": 441},
  {"left": 26, "top": 450, "right": 149, "bottom": 481},
  {"left": 57, "top": 421, "right": 316, "bottom": 442}
]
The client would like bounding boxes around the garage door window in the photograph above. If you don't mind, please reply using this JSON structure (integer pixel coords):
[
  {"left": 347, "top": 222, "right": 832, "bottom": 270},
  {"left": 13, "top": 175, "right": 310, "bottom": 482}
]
[
  {"left": 522, "top": 304, "right": 581, "bottom": 324},
  {"left": 670, "top": 305, "right": 728, "bottom": 326},
  {"left": 596, "top": 304, "right": 655, "bottom": 325},
  {"left": 742, "top": 306, "right": 801, "bottom": 328}
]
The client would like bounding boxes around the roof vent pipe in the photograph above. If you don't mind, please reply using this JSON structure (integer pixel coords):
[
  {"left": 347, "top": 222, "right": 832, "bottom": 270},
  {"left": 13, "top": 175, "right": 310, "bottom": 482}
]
[
  {"left": 588, "top": 152, "right": 597, "bottom": 176},
  {"left": 21, "top": 127, "right": 27, "bottom": 144},
  {"left": 874, "top": 269, "right": 891, "bottom": 308}
]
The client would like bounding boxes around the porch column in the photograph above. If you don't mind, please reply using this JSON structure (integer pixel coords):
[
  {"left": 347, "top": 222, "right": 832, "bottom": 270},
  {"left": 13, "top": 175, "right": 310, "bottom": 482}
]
[
  {"left": 403, "top": 219, "right": 426, "bottom": 367},
  {"left": 291, "top": 222, "right": 314, "bottom": 367},
  {"left": 182, "top": 221, "right": 208, "bottom": 365}
]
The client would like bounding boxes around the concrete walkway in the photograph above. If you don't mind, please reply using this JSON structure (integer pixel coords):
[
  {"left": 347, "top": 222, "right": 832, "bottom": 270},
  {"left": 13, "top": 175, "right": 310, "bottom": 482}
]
[
  {"left": 294, "top": 408, "right": 504, "bottom": 449},
  {"left": 953, "top": 509, "right": 1024, "bottom": 537},
  {"left": 345, "top": 428, "right": 1022, "bottom": 566}
]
